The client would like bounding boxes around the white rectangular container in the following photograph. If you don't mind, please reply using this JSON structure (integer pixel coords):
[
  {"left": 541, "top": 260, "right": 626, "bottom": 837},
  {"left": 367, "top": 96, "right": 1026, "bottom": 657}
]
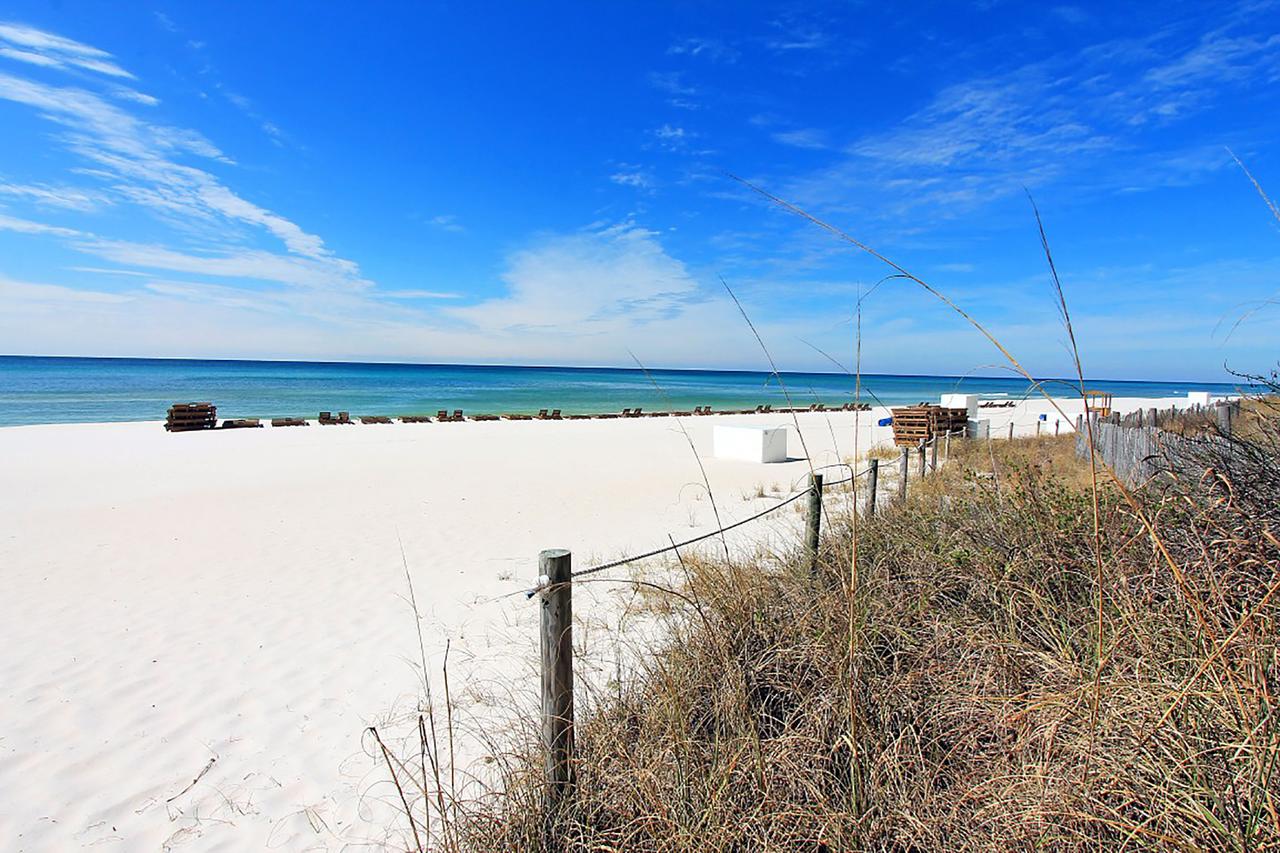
[
  {"left": 966, "top": 419, "right": 990, "bottom": 439},
  {"left": 941, "top": 393, "right": 979, "bottom": 419},
  {"left": 713, "top": 425, "right": 788, "bottom": 463}
]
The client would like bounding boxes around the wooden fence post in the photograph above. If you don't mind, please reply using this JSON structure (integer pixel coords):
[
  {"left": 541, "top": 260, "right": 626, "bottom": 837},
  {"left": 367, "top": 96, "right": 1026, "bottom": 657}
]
[
  {"left": 806, "top": 473, "right": 823, "bottom": 573},
  {"left": 1147, "top": 407, "right": 1157, "bottom": 429},
  {"left": 898, "top": 447, "right": 909, "bottom": 501},
  {"left": 1076, "top": 413, "right": 1083, "bottom": 433},
  {"left": 930, "top": 436, "right": 938, "bottom": 471},
  {"left": 917, "top": 441, "right": 927, "bottom": 477},
  {"left": 1216, "top": 402, "right": 1233, "bottom": 436},
  {"left": 539, "top": 548, "right": 574, "bottom": 809},
  {"left": 865, "top": 459, "right": 878, "bottom": 516},
  {"left": 944, "top": 431, "right": 951, "bottom": 462},
  {"left": 1055, "top": 419, "right": 1060, "bottom": 436}
]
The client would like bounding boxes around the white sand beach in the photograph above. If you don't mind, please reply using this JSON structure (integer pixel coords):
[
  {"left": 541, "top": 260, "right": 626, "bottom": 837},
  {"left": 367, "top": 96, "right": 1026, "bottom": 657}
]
[{"left": 0, "top": 395, "right": 1181, "bottom": 850}]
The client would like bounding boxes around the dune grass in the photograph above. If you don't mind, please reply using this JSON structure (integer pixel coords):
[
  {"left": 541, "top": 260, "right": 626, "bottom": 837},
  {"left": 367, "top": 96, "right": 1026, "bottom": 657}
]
[{"left": 428, "top": 426, "right": 1279, "bottom": 851}]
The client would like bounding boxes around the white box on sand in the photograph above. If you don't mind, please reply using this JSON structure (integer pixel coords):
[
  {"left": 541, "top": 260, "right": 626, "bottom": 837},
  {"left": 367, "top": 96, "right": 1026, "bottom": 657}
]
[
  {"left": 967, "top": 419, "right": 990, "bottom": 439},
  {"left": 1186, "top": 391, "right": 1212, "bottom": 407},
  {"left": 714, "top": 425, "right": 788, "bottom": 463},
  {"left": 941, "top": 393, "right": 978, "bottom": 419}
]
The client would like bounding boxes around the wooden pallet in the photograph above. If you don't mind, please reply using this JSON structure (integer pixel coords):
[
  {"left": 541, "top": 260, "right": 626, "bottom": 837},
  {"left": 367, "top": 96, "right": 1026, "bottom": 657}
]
[
  {"left": 930, "top": 407, "right": 969, "bottom": 437},
  {"left": 166, "top": 402, "right": 216, "bottom": 432},
  {"left": 892, "top": 404, "right": 970, "bottom": 445},
  {"left": 891, "top": 405, "right": 933, "bottom": 446}
]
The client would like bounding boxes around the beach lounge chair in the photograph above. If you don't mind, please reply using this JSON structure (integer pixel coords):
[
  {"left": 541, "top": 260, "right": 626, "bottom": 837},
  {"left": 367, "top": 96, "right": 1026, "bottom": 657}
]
[
  {"left": 550, "top": 409, "right": 561, "bottom": 419},
  {"left": 536, "top": 409, "right": 549, "bottom": 419},
  {"left": 359, "top": 415, "right": 392, "bottom": 424},
  {"left": 220, "top": 418, "right": 262, "bottom": 429},
  {"left": 400, "top": 415, "right": 431, "bottom": 423},
  {"left": 565, "top": 413, "right": 592, "bottom": 420},
  {"left": 453, "top": 410, "right": 463, "bottom": 421},
  {"left": 502, "top": 412, "right": 532, "bottom": 420},
  {"left": 270, "top": 417, "right": 308, "bottom": 427},
  {"left": 471, "top": 413, "right": 500, "bottom": 421}
]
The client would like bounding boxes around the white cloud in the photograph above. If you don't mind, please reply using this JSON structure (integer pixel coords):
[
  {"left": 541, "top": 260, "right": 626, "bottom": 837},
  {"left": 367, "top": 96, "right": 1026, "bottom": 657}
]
[
  {"left": 449, "top": 222, "right": 699, "bottom": 331},
  {"left": 0, "top": 21, "right": 135, "bottom": 78},
  {"left": 380, "top": 289, "right": 462, "bottom": 300},
  {"left": 609, "top": 166, "right": 654, "bottom": 189},
  {"left": 0, "top": 182, "right": 108, "bottom": 211},
  {"left": 0, "top": 211, "right": 84, "bottom": 236},
  {"left": 426, "top": 214, "right": 465, "bottom": 233},
  {"left": 0, "top": 273, "right": 132, "bottom": 304},
  {"left": 647, "top": 71, "right": 697, "bottom": 96},
  {"left": 667, "top": 37, "right": 737, "bottom": 62},
  {"left": 0, "top": 30, "right": 369, "bottom": 294},
  {"left": 772, "top": 129, "right": 828, "bottom": 150}
]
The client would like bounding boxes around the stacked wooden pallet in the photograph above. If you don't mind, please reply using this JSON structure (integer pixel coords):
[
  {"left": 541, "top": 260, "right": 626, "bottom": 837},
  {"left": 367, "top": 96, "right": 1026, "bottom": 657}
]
[
  {"left": 890, "top": 406, "right": 933, "bottom": 446},
  {"left": 890, "top": 404, "right": 969, "bottom": 446},
  {"left": 930, "top": 406, "right": 969, "bottom": 437},
  {"left": 165, "top": 402, "right": 217, "bottom": 432}
]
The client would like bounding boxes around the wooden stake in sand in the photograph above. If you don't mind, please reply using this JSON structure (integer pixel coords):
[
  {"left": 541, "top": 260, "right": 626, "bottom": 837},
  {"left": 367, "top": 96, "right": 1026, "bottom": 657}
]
[
  {"left": 539, "top": 548, "right": 574, "bottom": 809},
  {"left": 865, "top": 459, "right": 878, "bottom": 516},
  {"left": 898, "top": 448, "right": 909, "bottom": 501},
  {"left": 806, "top": 473, "right": 823, "bottom": 574}
]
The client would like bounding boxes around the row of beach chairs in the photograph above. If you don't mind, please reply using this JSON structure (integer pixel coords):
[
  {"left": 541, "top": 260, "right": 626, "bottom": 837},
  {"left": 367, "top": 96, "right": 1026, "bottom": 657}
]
[{"left": 168, "top": 402, "right": 873, "bottom": 431}]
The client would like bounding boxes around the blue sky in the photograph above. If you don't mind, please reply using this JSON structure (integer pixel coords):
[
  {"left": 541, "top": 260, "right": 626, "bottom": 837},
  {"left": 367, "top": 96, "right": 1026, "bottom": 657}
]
[{"left": 0, "top": 2, "right": 1277, "bottom": 381}]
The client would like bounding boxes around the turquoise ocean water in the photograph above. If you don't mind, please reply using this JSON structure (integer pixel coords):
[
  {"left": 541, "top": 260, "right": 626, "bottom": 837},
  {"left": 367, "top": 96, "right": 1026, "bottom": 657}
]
[{"left": 0, "top": 356, "right": 1243, "bottom": 427}]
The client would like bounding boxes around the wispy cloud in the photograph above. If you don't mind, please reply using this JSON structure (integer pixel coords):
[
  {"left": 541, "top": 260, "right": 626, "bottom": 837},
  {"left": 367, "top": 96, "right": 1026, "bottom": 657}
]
[
  {"left": 774, "top": 15, "right": 1280, "bottom": 219},
  {"left": 0, "top": 211, "right": 83, "bottom": 236},
  {"left": 426, "top": 214, "right": 465, "bottom": 233},
  {"left": 647, "top": 70, "right": 697, "bottom": 96},
  {"left": 609, "top": 165, "right": 654, "bottom": 189},
  {"left": 0, "top": 21, "right": 135, "bottom": 78},
  {"left": 0, "top": 26, "right": 369, "bottom": 294},
  {"left": 772, "top": 128, "right": 828, "bottom": 150},
  {"left": 667, "top": 37, "right": 738, "bottom": 62},
  {"left": 0, "top": 181, "right": 108, "bottom": 211},
  {"left": 380, "top": 289, "right": 462, "bottom": 300},
  {"left": 449, "top": 221, "right": 699, "bottom": 332}
]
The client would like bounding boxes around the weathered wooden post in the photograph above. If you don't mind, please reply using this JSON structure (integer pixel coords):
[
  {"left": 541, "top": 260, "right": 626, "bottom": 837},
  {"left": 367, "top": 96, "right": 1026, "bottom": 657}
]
[
  {"left": 917, "top": 440, "right": 927, "bottom": 477},
  {"left": 1035, "top": 419, "right": 1041, "bottom": 436},
  {"left": 1147, "top": 407, "right": 1157, "bottom": 429},
  {"left": 929, "top": 436, "right": 938, "bottom": 471},
  {"left": 1055, "top": 419, "right": 1060, "bottom": 436},
  {"left": 865, "top": 459, "right": 878, "bottom": 516},
  {"left": 1216, "top": 402, "right": 1233, "bottom": 436},
  {"left": 1136, "top": 409, "right": 1143, "bottom": 428},
  {"left": 898, "top": 447, "right": 909, "bottom": 501},
  {"left": 1076, "top": 413, "right": 1083, "bottom": 433},
  {"left": 806, "top": 473, "right": 823, "bottom": 573},
  {"left": 539, "top": 548, "right": 574, "bottom": 808},
  {"left": 944, "top": 430, "right": 951, "bottom": 462},
  {"left": 1008, "top": 421, "right": 1014, "bottom": 440}
]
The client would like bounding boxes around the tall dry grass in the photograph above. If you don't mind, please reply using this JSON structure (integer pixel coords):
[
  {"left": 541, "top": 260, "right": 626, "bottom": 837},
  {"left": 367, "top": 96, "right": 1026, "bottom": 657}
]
[{"left": 442, "top": 431, "right": 1278, "bottom": 851}]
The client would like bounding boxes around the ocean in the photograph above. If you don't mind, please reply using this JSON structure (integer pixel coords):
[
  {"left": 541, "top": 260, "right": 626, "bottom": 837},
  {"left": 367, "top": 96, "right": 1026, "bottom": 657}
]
[{"left": 0, "top": 356, "right": 1244, "bottom": 427}]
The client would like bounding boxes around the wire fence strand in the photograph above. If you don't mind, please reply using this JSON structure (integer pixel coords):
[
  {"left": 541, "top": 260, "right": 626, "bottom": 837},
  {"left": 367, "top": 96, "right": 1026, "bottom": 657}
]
[{"left": 521, "top": 464, "right": 874, "bottom": 598}]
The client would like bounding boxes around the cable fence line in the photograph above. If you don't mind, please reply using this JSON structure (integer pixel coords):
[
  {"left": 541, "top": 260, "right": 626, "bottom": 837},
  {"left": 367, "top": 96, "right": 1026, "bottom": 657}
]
[{"left": 524, "top": 466, "right": 878, "bottom": 599}]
